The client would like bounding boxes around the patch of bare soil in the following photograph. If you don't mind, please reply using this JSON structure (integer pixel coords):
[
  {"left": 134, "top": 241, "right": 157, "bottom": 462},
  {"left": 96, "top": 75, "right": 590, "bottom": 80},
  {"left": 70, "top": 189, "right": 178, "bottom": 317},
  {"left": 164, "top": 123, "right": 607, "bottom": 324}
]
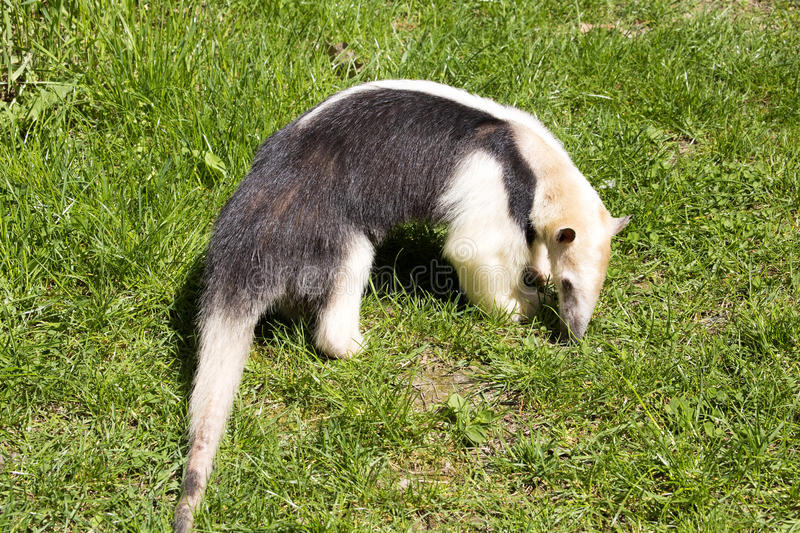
[
  {"left": 669, "top": 134, "right": 700, "bottom": 165},
  {"left": 409, "top": 359, "right": 480, "bottom": 410},
  {"left": 695, "top": 301, "right": 735, "bottom": 334},
  {"left": 683, "top": 0, "right": 776, "bottom": 21},
  {"left": 579, "top": 21, "right": 650, "bottom": 38}
]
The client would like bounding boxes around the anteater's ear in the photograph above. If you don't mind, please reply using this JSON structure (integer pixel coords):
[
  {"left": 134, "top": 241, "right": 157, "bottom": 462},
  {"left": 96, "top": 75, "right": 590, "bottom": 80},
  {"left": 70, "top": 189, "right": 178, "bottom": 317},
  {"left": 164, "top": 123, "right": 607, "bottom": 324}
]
[
  {"left": 612, "top": 215, "right": 632, "bottom": 236},
  {"left": 556, "top": 227, "right": 576, "bottom": 244}
]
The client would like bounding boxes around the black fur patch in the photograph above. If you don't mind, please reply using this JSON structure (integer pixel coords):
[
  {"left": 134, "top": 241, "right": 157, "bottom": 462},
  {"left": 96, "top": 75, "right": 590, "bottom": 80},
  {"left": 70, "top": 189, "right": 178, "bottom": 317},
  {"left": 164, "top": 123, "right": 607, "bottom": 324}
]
[
  {"left": 204, "top": 87, "right": 537, "bottom": 319},
  {"left": 524, "top": 222, "right": 536, "bottom": 246},
  {"left": 182, "top": 470, "right": 202, "bottom": 497},
  {"left": 560, "top": 278, "right": 579, "bottom": 311}
]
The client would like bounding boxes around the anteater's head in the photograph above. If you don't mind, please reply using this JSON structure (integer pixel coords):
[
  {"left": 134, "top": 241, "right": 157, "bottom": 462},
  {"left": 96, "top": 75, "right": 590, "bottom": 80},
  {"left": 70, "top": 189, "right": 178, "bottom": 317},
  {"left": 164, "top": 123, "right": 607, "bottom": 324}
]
[
  {"left": 539, "top": 209, "right": 631, "bottom": 340},
  {"left": 512, "top": 122, "right": 631, "bottom": 340}
]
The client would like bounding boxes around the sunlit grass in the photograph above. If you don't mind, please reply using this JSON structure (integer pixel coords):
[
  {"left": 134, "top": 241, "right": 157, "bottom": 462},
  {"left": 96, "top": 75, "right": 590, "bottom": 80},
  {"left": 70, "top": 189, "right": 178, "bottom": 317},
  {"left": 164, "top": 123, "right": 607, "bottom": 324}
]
[{"left": 1, "top": 0, "right": 799, "bottom": 530}]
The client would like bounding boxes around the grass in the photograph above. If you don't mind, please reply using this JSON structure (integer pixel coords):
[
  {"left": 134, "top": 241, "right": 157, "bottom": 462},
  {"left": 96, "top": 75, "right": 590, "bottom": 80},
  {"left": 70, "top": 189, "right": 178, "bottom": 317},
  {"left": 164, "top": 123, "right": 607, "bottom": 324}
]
[{"left": 2, "top": 0, "right": 799, "bottom": 531}]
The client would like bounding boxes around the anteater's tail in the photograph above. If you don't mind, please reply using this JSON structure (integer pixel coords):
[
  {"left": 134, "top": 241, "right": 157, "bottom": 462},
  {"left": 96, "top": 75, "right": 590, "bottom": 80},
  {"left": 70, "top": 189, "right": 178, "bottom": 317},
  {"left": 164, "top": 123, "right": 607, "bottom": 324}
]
[{"left": 174, "top": 305, "right": 258, "bottom": 533}]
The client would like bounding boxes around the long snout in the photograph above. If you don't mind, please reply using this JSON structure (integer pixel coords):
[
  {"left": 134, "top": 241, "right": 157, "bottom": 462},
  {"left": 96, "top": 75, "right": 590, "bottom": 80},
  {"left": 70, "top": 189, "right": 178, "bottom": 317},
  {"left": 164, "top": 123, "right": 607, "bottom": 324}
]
[
  {"left": 557, "top": 282, "right": 596, "bottom": 342},
  {"left": 559, "top": 317, "right": 588, "bottom": 342}
]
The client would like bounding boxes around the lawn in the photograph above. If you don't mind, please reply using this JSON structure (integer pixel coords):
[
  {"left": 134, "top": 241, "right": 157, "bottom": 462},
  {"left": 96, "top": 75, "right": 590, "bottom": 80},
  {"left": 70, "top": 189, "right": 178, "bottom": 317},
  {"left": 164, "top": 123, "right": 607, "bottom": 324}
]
[{"left": 2, "top": 0, "right": 799, "bottom": 531}]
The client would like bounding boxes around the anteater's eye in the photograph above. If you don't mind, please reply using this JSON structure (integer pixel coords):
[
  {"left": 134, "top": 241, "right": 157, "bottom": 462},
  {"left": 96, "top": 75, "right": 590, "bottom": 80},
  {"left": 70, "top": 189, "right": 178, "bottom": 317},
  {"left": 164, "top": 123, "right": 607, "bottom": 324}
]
[{"left": 525, "top": 223, "right": 536, "bottom": 246}]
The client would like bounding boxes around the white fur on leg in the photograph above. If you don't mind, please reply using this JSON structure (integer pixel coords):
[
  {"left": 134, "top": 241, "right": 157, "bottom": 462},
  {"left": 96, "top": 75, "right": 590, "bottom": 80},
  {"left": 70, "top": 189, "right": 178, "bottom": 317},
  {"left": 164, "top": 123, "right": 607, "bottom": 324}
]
[
  {"left": 175, "top": 309, "right": 257, "bottom": 530},
  {"left": 314, "top": 233, "right": 374, "bottom": 358},
  {"left": 440, "top": 151, "right": 531, "bottom": 320}
]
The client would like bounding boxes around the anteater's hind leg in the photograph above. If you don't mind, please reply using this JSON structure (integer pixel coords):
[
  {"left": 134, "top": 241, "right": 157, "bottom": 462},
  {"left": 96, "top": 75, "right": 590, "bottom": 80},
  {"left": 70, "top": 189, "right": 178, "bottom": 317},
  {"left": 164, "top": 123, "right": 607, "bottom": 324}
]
[
  {"left": 314, "top": 233, "right": 374, "bottom": 358},
  {"left": 174, "top": 306, "right": 260, "bottom": 533}
]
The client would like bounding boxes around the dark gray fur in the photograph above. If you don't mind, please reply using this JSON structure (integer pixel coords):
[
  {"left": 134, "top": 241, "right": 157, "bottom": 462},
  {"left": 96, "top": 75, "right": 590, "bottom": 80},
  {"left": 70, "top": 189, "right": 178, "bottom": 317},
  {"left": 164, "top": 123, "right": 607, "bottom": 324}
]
[{"left": 204, "top": 87, "right": 537, "bottom": 323}]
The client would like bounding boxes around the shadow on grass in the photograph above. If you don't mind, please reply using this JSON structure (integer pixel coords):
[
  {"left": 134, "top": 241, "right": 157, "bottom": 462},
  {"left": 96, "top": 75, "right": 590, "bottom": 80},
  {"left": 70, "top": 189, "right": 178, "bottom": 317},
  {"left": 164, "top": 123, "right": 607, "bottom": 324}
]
[
  {"left": 168, "top": 256, "right": 204, "bottom": 400},
  {"left": 371, "top": 222, "right": 467, "bottom": 306}
]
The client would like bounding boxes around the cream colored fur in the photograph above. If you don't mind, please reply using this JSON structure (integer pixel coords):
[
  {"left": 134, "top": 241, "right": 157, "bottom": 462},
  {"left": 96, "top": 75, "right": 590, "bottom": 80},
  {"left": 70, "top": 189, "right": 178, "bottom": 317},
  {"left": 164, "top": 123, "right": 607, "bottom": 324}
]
[
  {"left": 314, "top": 232, "right": 374, "bottom": 358},
  {"left": 511, "top": 122, "right": 619, "bottom": 337},
  {"left": 176, "top": 309, "right": 258, "bottom": 531},
  {"left": 440, "top": 151, "right": 533, "bottom": 321}
]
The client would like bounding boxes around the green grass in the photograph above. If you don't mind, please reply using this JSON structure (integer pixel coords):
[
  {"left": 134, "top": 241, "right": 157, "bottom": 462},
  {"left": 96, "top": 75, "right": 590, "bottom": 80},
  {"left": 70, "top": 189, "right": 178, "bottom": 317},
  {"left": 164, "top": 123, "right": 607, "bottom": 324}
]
[{"left": 2, "top": 0, "right": 799, "bottom": 531}]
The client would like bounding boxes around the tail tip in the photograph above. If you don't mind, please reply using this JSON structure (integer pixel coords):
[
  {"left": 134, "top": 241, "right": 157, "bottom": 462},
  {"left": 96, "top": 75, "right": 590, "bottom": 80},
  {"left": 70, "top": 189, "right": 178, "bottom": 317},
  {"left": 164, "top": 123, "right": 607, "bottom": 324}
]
[{"left": 173, "top": 501, "right": 195, "bottom": 533}]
